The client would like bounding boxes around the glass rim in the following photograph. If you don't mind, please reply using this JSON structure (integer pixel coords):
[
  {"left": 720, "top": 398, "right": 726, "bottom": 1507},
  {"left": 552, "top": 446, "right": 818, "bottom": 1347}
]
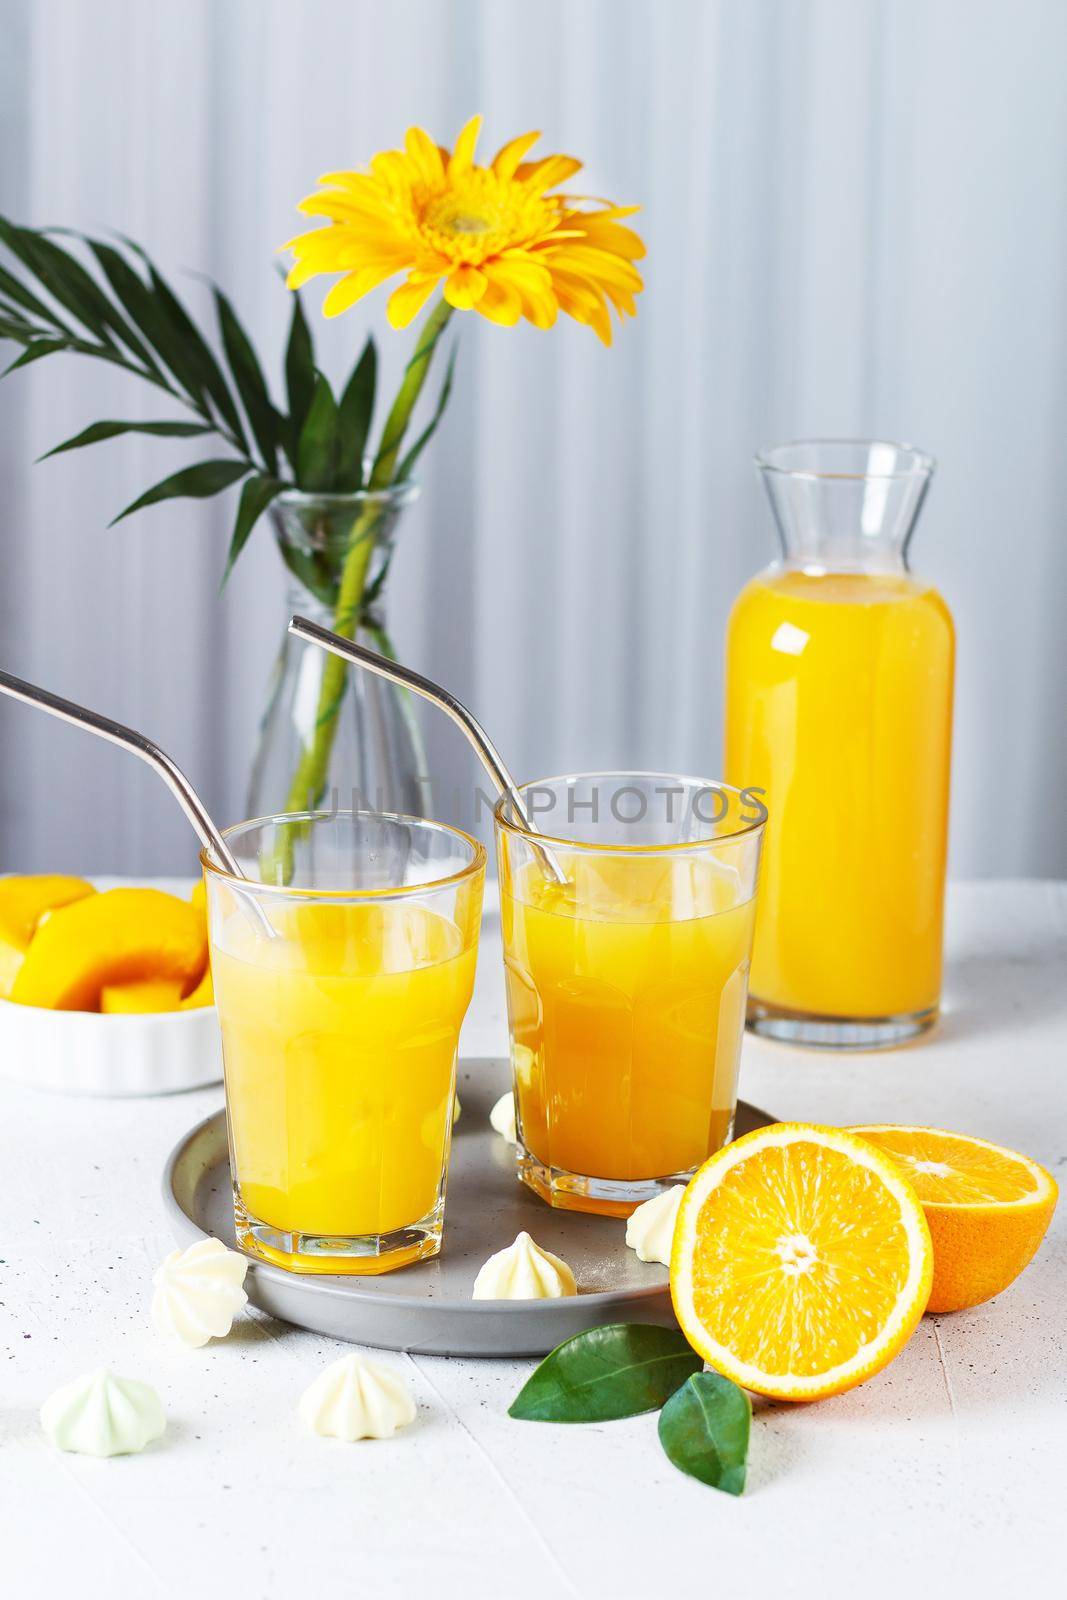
[
  {"left": 274, "top": 480, "right": 420, "bottom": 512},
  {"left": 755, "top": 437, "right": 936, "bottom": 482},
  {"left": 493, "top": 771, "right": 766, "bottom": 854},
  {"left": 200, "top": 808, "right": 487, "bottom": 900}
]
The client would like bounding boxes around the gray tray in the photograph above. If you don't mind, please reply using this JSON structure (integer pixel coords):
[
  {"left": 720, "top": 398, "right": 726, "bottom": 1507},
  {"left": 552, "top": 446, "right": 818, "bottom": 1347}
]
[{"left": 162, "top": 1057, "right": 771, "bottom": 1357}]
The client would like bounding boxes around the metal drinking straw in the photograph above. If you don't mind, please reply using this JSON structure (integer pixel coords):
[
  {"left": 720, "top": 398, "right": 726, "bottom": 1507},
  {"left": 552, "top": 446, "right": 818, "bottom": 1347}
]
[
  {"left": 0, "top": 667, "right": 244, "bottom": 880},
  {"left": 287, "top": 615, "right": 569, "bottom": 886}
]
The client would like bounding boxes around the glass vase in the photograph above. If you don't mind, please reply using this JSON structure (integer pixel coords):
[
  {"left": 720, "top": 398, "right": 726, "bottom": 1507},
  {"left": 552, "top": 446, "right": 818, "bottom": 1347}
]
[
  {"left": 724, "top": 439, "right": 955, "bottom": 1049},
  {"left": 247, "top": 487, "right": 430, "bottom": 822}
]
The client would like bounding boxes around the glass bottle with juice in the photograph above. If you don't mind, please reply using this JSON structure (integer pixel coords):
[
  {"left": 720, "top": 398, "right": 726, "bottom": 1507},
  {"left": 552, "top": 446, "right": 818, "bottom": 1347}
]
[{"left": 724, "top": 440, "right": 954, "bottom": 1048}]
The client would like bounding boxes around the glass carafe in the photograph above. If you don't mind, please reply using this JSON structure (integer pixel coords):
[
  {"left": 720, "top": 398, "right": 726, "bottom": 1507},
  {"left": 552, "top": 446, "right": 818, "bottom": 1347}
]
[{"left": 724, "top": 439, "right": 954, "bottom": 1048}]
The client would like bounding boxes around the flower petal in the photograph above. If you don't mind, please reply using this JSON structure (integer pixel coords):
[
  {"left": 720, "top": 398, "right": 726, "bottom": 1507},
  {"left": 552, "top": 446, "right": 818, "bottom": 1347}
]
[
  {"left": 443, "top": 264, "right": 489, "bottom": 310},
  {"left": 473, "top": 274, "right": 522, "bottom": 328},
  {"left": 405, "top": 125, "right": 446, "bottom": 186},
  {"left": 491, "top": 130, "right": 542, "bottom": 182},
  {"left": 322, "top": 260, "right": 407, "bottom": 317},
  {"left": 448, "top": 114, "right": 483, "bottom": 179},
  {"left": 515, "top": 154, "right": 583, "bottom": 193},
  {"left": 487, "top": 257, "right": 558, "bottom": 329},
  {"left": 387, "top": 274, "right": 442, "bottom": 329}
]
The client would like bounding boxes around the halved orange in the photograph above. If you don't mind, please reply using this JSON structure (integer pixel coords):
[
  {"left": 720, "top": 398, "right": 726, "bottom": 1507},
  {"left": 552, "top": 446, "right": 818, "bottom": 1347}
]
[
  {"left": 851, "top": 1126, "right": 1057, "bottom": 1314},
  {"left": 670, "top": 1123, "right": 933, "bottom": 1401}
]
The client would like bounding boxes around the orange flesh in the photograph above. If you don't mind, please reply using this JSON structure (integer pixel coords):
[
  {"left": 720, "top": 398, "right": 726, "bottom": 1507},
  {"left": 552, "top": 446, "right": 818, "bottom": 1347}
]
[{"left": 690, "top": 1141, "right": 914, "bottom": 1377}]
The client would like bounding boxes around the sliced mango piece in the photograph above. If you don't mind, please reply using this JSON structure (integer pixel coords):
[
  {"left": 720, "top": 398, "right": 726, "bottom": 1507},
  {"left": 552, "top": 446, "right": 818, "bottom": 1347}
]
[
  {"left": 10, "top": 888, "right": 207, "bottom": 1012},
  {"left": 0, "top": 875, "right": 96, "bottom": 998},
  {"left": 179, "top": 962, "right": 214, "bottom": 1010},
  {"left": 101, "top": 978, "right": 185, "bottom": 1014},
  {"left": 190, "top": 878, "right": 207, "bottom": 917}
]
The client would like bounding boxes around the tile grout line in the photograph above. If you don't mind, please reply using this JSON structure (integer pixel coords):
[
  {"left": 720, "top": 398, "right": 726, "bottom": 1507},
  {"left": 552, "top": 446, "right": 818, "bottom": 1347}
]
[{"left": 408, "top": 1353, "right": 584, "bottom": 1600}]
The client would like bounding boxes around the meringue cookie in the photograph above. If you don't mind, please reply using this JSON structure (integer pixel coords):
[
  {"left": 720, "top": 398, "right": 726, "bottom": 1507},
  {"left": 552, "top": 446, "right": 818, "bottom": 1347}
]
[
  {"left": 298, "top": 1354, "right": 416, "bottom": 1442},
  {"left": 624, "top": 1185, "right": 685, "bottom": 1265},
  {"left": 151, "top": 1237, "right": 249, "bottom": 1348},
  {"left": 489, "top": 1090, "right": 517, "bottom": 1144},
  {"left": 472, "top": 1231, "right": 577, "bottom": 1300},
  {"left": 41, "top": 1369, "right": 165, "bottom": 1457}
]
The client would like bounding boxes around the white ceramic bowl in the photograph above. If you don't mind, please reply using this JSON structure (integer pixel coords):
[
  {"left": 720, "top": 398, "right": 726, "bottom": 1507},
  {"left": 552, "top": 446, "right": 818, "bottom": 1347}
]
[{"left": 0, "top": 996, "right": 223, "bottom": 1097}]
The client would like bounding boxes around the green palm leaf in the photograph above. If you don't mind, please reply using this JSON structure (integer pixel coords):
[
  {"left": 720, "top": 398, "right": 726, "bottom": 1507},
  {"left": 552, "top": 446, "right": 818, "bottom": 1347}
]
[
  {"left": 296, "top": 371, "right": 338, "bottom": 491},
  {"left": 108, "top": 457, "right": 251, "bottom": 526},
  {"left": 213, "top": 288, "right": 279, "bottom": 472},
  {"left": 38, "top": 419, "right": 213, "bottom": 461}
]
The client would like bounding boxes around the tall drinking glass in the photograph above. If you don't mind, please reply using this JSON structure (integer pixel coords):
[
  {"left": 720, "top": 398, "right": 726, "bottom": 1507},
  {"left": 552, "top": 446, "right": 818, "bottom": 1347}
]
[
  {"left": 495, "top": 774, "right": 764, "bottom": 1216},
  {"left": 203, "top": 810, "right": 485, "bottom": 1274}
]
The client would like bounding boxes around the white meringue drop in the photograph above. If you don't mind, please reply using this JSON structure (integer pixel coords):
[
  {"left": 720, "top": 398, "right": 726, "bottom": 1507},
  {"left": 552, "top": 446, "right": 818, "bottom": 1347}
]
[
  {"left": 151, "top": 1237, "right": 249, "bottom": 1348},
  {"left": 298, "top": 1353, "right": 416, "bottom": 1442},
  {"left": 624, "top": 1185, "right": 685, "bottom": 1265},
  {"left": 489, "top": 1090, "right": 517, "bottom": 1144},
  {"left": 472, "top": 1231, "right": 577, "bottom": 1300},
  {"left": 41, "top": 1369, "right": 165, "bottom": 1457}
]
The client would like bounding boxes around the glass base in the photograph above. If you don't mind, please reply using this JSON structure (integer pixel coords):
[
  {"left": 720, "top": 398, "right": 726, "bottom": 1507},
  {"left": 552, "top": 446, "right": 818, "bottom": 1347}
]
[
  {"left": 233, "top": 1188, "right": 444, "bottom": 1276},
  {"left": 746, "top": 995, "right": 939, "bottom": 1051},
  {"left": 517, "top": 1144, "right": 711, "bottom": 1218}
]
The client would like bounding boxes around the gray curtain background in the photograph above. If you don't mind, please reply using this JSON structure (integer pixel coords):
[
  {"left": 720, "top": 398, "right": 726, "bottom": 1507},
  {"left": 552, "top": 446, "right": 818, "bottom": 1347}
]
[{"left": 1, "top": 0, "right": 1064, "bottom": 878}]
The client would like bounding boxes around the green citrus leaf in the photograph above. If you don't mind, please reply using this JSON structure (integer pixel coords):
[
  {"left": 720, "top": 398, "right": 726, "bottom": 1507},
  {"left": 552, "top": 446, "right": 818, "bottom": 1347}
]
[
  {"left": 509, "top": 1324, "right": 703, "bottom": 1423},
  {"left": 108, "top": 457, "right": 250, "bottom": 526},
  {"left": 657, "top": 1372, "right": 751, "bottom": 1496},
  {"left": 334, "top": 335, "right": 376, "bottom": 490},
  {"left": 296, "top": 370, "right": 338, "bottom": 491},
  {"left": 38, "top": 419, "right": 212, "bottom": 461}
]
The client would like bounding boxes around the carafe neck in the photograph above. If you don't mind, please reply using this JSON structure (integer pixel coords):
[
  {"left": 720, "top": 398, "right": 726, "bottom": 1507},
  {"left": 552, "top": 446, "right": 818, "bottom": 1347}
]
[{"left": 757, "top": 440, "right": 935, "bottom": 574}]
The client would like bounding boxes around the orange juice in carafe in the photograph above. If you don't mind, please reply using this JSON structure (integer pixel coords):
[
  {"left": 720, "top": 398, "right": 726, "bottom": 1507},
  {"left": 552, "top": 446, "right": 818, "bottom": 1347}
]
[{"left": 724, "top": 441, "right": 954, "bottom": 1048}]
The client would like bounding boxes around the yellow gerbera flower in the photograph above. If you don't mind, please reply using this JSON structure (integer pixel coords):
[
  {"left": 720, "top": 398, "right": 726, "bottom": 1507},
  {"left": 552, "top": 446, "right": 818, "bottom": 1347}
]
[{"left": 286, "top": 116, "right": 644, "bottom": 344}]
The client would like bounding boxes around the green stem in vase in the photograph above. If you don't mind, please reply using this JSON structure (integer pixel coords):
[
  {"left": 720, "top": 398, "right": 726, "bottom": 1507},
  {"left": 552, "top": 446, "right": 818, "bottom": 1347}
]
[{"left": 280, "top": 298, "right": 452, "bottom": 816}]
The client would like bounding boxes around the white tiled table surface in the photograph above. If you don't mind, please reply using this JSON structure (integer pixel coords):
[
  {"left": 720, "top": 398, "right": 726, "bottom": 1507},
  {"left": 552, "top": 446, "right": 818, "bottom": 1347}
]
[{"left": 1, "top": 880, "right": 1063, "bottom": 1599}]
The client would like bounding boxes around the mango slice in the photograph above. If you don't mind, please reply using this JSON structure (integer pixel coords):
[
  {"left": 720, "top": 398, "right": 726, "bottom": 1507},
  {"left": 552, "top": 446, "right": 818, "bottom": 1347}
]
[
  {"left": 101, "top": 978, "right": 186, "bottom": 1014},
  {"left": 0, "top": 875, "right": 96, "bottom": 998},
  {"left": 10, "top": 888, "right": 207, "bottom": 1012},
  {"left": 179, "top": 964, "right": 214, "bottom": 1010}
]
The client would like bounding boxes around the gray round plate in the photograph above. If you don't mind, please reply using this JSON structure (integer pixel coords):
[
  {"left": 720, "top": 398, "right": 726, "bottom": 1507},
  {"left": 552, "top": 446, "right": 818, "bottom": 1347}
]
[{"left": 162, "top": 1057, "right": 772, "bottom": 1357}]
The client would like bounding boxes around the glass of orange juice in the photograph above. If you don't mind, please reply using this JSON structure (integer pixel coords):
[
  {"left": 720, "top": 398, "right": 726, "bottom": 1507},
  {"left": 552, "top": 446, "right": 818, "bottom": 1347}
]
[
  {"left": 203, "top": 810, "right": 485, "bottom": 1274},
  {"left": 495, "top": 774, "right": 764, "bottom": 1216}
]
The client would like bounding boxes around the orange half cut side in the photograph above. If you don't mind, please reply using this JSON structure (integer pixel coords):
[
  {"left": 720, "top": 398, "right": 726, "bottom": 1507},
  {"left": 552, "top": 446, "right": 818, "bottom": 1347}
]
[{"left": 671, "top": 1123, "right": 934, "bottom": 1401}]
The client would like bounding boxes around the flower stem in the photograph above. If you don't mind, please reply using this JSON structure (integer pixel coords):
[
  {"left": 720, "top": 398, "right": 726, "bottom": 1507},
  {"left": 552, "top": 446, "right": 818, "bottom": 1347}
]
[
  {"left": 369, "top": 298, "right": 454, "bottom": 487},
  {"left": 277, "top": 296, "right": 453, "bottom": 827}
]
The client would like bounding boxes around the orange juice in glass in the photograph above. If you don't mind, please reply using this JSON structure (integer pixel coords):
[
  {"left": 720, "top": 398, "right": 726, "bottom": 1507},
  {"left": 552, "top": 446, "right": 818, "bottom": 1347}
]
[
  {"left": 495, "top": 775, "right": 764, "bottom": 1215},
  {"left": 725, "top": 440, "right": 954, "bottom": 1049},
  {"left": 204, "top": 811, "right": 484, "bottom": 1273}
]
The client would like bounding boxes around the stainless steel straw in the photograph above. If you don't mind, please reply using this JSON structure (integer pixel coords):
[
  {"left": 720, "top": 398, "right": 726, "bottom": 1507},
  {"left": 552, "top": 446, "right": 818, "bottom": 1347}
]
[
  {"left": 287, "top": 616, "right": 569, "bottom": 886},
  {"left": 0, "top": 667, "right": 244, "bottom": 879}
]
